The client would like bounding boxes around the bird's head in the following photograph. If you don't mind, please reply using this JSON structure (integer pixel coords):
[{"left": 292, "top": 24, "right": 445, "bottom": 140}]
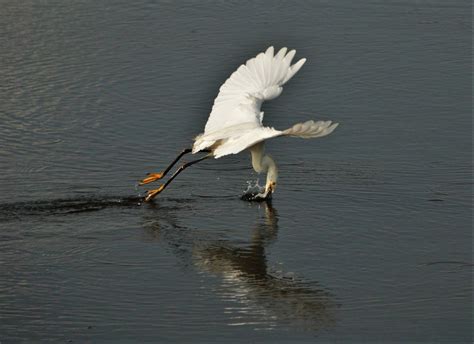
[
  {"left": 265, "top": 180, "right": 277, "bottom": 195},
  {"left": 264, "top": 157, "right": 278, "bottom": 195}
]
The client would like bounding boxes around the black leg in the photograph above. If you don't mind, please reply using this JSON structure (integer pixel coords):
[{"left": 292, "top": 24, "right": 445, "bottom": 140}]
[
  {"left": 162, "top": 155, "right": 211, "bottom": 190},
  {"left": 144, "top": 154, "right": 211, "bottom": 201},
  {"left": 160, "top": 148, "right": 192, "bottom": 178},
  {"left": 140, "top": 148, "right": 210, "bottom": 185}
]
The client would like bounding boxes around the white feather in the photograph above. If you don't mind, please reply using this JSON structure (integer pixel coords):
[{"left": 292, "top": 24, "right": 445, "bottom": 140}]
[
  {"left": 283, "top": 120, "right": 339, "bottom": 138},
  {"left": 201, "top": 47, "right": 307, "bottom": 136},
  {"left": 192, "top": 46, "right": 338, "bottom": 158}
]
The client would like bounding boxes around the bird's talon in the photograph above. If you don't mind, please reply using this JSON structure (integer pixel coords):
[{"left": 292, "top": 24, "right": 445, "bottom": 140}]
[
  {"left": 139, "top": 172, "right": 164, "bottom": 185},
  {"left": 144, "top": 185, "right": 165, "bottom": 202}
]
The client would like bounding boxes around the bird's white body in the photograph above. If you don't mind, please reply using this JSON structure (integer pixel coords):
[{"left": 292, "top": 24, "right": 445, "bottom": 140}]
[{"left": 192, "top": 46, "right": 338, "bottom": 199}]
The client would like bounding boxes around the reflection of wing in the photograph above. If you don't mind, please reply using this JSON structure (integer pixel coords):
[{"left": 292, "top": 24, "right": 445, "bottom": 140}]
[
  {"left": 142, "top": 201, "right": 335, "bottom": 331},
  {"left": 192, "top": 203, "right": 335, "bottom": 330},
  {"left": 193, "top": 243, "right": 334, "bottom": 330},
  {"left": 204, "top": 46, "right": 307, "bottom": 134}
]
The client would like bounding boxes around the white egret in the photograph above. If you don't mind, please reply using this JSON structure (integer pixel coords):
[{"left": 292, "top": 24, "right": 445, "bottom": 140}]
[{"left": 140, "top": 46, "right": 338, "bottom": 201}]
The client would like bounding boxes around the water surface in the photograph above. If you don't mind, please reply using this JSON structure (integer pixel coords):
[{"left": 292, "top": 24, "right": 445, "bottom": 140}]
[{"left": 1, "top": 0, "right": 471, "bottom": 342}]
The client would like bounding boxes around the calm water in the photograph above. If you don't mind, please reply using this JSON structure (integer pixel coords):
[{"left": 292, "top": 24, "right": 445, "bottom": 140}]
[{"left": 1, "top": 0, "right": 472, "bottom": 342}]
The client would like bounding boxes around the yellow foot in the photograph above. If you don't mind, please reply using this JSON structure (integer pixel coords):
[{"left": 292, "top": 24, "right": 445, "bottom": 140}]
[
  {"left": 144, "top": 185, "right": 165, "bottom": 202},
  {"left": 139, "top": 172, "right": 164, "bottom": 185}
]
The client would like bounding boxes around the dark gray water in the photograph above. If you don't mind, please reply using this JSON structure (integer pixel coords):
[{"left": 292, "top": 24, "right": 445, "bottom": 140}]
[{"left": 1, "top": 0, "right": 471, "bottom": 342}]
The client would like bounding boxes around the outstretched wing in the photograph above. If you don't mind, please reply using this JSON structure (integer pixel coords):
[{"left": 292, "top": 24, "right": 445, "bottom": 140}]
[
  {"left": 211, "top": 120, "right": 338, "bottom": 158},
  {"left": 283, "top": 120, "right": 339, "bottom": 138},
  {"left": 203, "top": 46, "right": 306, "bottom": 135},
  {"left": 192, "top": 47, "right": 338, "bottom": 158}
]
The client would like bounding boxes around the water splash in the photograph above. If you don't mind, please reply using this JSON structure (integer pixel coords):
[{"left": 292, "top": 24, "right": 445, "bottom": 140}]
[
  {"left": 134, "top": 182, "right": 145, "bottom": 204},
  {"left": 241, "top": 180, "right": 270, "bottom": 202}
]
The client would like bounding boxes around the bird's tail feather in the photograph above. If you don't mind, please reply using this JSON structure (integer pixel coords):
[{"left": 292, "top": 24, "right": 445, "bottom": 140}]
[{"left": 283, "top": 120, "right": 338, "bottom": 139}]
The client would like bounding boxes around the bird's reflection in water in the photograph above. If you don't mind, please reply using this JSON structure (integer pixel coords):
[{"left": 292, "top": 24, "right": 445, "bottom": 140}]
[{"left": 143, "top": 200, "right": 335, "bottom": 331}]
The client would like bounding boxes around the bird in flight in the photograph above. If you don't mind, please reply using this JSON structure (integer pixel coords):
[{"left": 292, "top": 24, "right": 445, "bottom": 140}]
[{"left": 140, "top": 46, "right": 338, "bottom": 202}]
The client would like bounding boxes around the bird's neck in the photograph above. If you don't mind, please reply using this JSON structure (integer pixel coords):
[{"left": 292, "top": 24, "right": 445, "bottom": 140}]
[{"left": 250, "top": 143, "right": 278, "bottom": 183}]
